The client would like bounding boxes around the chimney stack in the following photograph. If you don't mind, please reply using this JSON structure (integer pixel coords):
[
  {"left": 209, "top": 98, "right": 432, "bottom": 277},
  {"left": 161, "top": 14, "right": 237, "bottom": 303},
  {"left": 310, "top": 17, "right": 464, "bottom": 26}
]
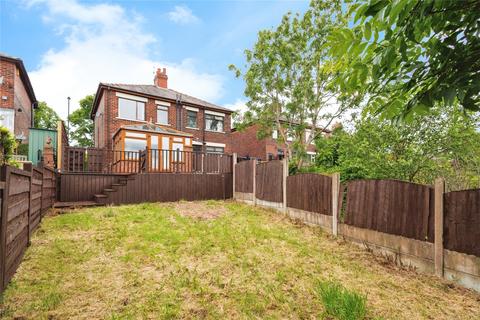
[{"left": 154, "top": 68, "right": 168, "bottom": 88}]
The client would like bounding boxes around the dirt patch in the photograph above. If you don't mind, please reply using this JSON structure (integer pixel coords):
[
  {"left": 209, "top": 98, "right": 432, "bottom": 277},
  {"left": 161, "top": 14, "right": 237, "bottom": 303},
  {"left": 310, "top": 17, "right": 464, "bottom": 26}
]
[{"left": 173, "top": 201, "right": 227, "bottom": 220}]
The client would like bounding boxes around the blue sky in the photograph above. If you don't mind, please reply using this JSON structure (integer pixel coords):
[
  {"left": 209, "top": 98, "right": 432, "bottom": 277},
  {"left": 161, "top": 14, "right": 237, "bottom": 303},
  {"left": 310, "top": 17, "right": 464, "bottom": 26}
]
[{"left": 1, "top": 0, "right": 309, "bottom": 118}]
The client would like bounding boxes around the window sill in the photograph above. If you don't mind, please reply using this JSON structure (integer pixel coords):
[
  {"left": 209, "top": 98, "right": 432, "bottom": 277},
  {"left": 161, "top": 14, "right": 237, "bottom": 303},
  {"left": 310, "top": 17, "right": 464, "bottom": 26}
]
[
  {"left": 186, "top": 127, "right": 200, "bottom": 130},
  {"left": 156, "top": 123, "right": 170, "bottom": 126},
  {"left": 116, "top": 117, "right": 147, "bottom": 123},
  {"left": 205, "top": 130, "right": 225, "bottom": 134}
]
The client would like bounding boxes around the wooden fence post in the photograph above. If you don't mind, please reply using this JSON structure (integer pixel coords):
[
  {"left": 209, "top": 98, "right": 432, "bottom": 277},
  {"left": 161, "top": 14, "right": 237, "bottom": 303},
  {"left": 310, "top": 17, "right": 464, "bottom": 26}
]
[
  {"left": 434, "top": 178, "right": 445, "bottom": 277},
  {"left": 331, "top": 172, "right": 340, "bottom": 236},
  {"left": 282, "top": 157, "right": 288, "bottom": 214},
  {"left": 232, "top": 153, "right": 237, "bottom": 199},
  {"left": 252, "top": 160, "right": 257, "bottom": 205},
  {"left": 23, "top": 163, "right": 33, "bottom": 245}
]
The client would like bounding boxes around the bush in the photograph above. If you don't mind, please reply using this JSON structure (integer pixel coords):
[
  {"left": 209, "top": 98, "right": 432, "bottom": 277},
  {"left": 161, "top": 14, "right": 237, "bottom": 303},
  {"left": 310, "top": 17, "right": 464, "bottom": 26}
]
[
  {"left": 0, "top": 126, "right": 17, "bottom": 165},
  {"left": 317, "top": 281, "right": 367, "bottom": 320},
  {"left": 17, "top": 143, "right": 29, "bottom": 156}
]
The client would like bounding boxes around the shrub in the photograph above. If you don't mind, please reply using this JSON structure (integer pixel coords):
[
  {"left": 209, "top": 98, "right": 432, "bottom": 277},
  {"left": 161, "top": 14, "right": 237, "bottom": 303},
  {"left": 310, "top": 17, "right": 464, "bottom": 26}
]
[
  {"left": 0, "top": 126, "right": 17, "bottom": 165},
  {"left": 317, "top": 281, "right": 367, "bottom": 320}
]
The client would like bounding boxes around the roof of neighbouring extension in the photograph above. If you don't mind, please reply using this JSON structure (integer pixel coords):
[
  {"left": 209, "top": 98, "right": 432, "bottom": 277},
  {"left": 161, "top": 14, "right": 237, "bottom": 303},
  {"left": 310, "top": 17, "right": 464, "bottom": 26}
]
[
  {"left": 91, "top": 83, "right": 233, "bottom": 119},
  {"left": 115, "top": 123, "right": 193, "bottom": 138},
  {"left": 0, "top": 52, "right": 37, "bottom": 106}
]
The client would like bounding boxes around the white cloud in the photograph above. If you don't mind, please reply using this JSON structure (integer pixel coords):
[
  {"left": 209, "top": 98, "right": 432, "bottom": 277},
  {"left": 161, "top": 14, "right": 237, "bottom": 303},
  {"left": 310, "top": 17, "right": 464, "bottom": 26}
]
[
  {"left": 168, "top": 5, "right": 200, "bottom": 25},
  {"left": 26, "top": 0, "right": 222, "bottom": 119},
  {"left": 224, "top": 98, "right": 248, "bottom": 113}
]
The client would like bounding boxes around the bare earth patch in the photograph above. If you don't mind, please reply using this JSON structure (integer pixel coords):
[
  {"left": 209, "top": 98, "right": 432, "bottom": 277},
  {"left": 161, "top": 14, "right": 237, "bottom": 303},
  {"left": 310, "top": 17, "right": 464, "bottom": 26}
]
[{"left": 172, "top": 201, "right": 227, "bottom": 219}]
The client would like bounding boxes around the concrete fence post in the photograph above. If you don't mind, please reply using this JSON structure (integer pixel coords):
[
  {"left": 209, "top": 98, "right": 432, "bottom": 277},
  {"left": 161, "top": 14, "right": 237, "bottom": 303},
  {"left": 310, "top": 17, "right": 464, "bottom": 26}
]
[
  {"left": 252, "top": 159, "right": 257, "bottom": 205},
  {"left": 232, "top": 153, "right": 237, "bottom": 199},
  {"left": 434, "top": 177, "right": 445, "bottom": 277},
  {"left": 282, "top": 158, "right": 288, "bottom": 214},
  {"left": 331, "top": 173, "right": 340, "bottom": 236}
]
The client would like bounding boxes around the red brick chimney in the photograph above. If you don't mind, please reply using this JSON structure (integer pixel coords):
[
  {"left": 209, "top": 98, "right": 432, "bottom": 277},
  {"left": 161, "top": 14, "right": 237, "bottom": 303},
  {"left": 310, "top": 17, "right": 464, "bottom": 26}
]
[{"left": 154, "top": 68, "right": 168, "bottom": 88}]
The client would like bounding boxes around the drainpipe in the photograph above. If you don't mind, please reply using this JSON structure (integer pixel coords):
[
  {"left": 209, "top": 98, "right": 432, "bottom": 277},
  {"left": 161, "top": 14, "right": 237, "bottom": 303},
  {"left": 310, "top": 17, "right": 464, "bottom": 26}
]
[{"left": 176, "top": 94, "right": 183, "bottom": 131}]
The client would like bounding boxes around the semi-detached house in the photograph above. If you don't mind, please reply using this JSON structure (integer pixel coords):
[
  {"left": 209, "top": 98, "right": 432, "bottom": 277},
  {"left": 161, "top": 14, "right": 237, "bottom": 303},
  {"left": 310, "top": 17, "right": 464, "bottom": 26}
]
[{"left": 90, "top": 68, "right": 232, "bottom": 158}]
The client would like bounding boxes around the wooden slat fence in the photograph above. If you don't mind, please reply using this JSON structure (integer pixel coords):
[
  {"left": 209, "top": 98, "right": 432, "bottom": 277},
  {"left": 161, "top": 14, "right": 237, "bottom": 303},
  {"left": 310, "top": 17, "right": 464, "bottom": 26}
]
[
  {"left": 287, "top": 173, "right": 332, "bottom": 215},
  {"left": 444, "top": 189, "right": 480, "bottom": 256},
  {"left": 344, "top": 179, "right": 434, "bottom": 242},
  {"left": 41, "top": 167, "right": 56, "bottom": 214},
  {"left": 30, "top": 167, "right": 43, "bottom": 234},
  {"left": 235, "top": 160, "right": 255, "bottom": 193},
  {"left": 0, "top": 166, "right": 31, "bottom": 292},
  {"left": 98, "top": 173, "right": 232, "bottom": 204},
  {"left": 255, "top": 161, "right": 283, "bottom": 203},
  {"left": 59, "top": 173, "right": 124, "bottom": 202}
]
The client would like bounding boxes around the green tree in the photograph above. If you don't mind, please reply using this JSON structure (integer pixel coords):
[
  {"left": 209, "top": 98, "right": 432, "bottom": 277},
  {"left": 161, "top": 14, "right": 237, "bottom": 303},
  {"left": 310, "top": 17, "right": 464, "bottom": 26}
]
[
  {"left": 34, "top": 101, "right": 60, "bottom": 130},
  {"left": 314, "top": 105, "right": 480, "bottom": 190},
  {"left": 68, "top": 94, "right": 94, "bottom": 147},
  {"left": 230, "top": 0, "right": 354, "bottom": 168},
  {"left": 329, "top": 0, "right": 480, "bottom": 119}
]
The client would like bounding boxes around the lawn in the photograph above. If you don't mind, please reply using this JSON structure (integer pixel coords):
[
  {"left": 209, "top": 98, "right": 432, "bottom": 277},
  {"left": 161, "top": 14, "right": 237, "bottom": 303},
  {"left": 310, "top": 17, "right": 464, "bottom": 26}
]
[{"left": 1, "top": 201, "right": 479, "bottom": 319}]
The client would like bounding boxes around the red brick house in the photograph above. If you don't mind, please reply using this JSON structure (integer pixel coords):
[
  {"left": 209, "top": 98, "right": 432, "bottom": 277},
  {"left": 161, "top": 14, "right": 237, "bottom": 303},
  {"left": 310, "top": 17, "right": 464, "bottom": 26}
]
[
  {"left": 0, "top": 53, "right": 37, "bottom": 143},
  {"left": 231, "top": 123, "right": 325, "bottom": 162},
  {"left": 90, "top": 68, "right": 233, "bottom": 157}
]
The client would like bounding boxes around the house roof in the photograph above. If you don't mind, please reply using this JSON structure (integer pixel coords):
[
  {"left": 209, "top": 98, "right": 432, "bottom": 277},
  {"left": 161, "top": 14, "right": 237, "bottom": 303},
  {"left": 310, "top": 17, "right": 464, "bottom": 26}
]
[
  {"left": 115, "top": 123, "right": 193, "bottom": 138},
  {"left": 91, "top": 83, "right": 232, "bottom": 119},
  {"left": 0, "top": 52, "right": 37, "bottom": 106}
]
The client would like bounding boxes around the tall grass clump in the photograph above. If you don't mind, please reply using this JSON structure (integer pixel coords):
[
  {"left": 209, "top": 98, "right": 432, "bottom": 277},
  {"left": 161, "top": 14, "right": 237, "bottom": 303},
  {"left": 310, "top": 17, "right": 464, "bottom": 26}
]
[{"left": 317, "top": 281, "right": 367, "bottom": 320}]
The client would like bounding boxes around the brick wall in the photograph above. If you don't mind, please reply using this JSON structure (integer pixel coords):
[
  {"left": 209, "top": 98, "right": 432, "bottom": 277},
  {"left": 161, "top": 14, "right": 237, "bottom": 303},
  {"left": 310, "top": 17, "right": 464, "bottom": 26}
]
[
  {"left": 98, "top": 88, "right": 231, "bottom": 152},
  {"left": 0, "top": 59, "right": 33, "bottom": 143}
]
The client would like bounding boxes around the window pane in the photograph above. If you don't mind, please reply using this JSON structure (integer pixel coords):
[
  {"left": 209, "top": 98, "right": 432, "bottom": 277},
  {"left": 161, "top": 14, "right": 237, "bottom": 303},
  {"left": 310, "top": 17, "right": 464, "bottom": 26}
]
[
  {"left": 206, "top": 146, "right": 224, "bottom": 154},
  {"left": 124, "top": 138, "right": 146, "bottom": 152},
  {"left": 172, "top": 143, "right": 183, "bottom": 161},
  {"left": 157, "top": 106, "right": 168, "bottom": 124},
  {"left": 205, "top": 114, "right": 224, "bottom": 132},
  {"left": 187, "top": 111, "right": 197, "bottom": 128},
  {"left": 0, "top": 108, "right": 14, "bottom": 132},
  {"left": 136, "top": 102, "right": 145, "bottom": 121},
  {"left": 118, "top": 98, "right": 137, "bottom": 120}
]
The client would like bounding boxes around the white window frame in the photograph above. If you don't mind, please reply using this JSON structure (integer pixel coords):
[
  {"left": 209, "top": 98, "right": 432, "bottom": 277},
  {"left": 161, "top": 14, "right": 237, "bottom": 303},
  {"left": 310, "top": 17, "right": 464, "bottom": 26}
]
[
  {"left": 118, "top": 97, "right": 145, "bottom": 121},
  {"left": 0, "top": 108, "right": 14, "bottom": 133},
  {"left": 156, "top": 105, "right": 169, "bottom": 125}
]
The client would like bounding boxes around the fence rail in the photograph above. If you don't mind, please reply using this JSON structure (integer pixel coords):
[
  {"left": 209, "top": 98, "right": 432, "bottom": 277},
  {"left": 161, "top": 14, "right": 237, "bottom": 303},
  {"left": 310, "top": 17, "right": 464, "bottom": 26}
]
[{"left": 63, "top": 147, "right": 233, "bottom": 174}]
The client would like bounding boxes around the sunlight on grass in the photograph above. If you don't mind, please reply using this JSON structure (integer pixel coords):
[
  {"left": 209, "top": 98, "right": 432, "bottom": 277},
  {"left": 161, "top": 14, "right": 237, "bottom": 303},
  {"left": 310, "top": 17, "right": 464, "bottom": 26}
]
[{"left": 0, "top": 201, "right": 478, "bottom": 319}]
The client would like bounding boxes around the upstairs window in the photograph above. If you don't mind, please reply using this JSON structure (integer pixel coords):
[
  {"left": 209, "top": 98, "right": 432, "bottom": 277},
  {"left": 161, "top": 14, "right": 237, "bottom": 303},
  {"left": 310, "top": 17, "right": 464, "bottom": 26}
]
[
  {"left": 205, "top": 113, "right": 224, "bottom": 132},
  {"left": 187, "top": 110, "right": 197, "bottom": 128},
  {"left": 157, "top": 105, "right": 169, "bottom": 125},
  {"left": 118, "top": 98, "right": 145, "bottom": 121}
]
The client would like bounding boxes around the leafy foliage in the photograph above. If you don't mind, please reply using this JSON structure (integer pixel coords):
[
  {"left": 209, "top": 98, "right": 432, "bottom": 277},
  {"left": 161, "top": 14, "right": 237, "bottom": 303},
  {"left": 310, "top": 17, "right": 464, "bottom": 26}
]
[
  {"left": 34, "top": 101, "right": 60, "bottom": 130},
  {"left": 312, "top": 105, "right": 480, "bottom": 190},
  {"left": 0, "top": 126, "right": 17, "bottom": 165},
  {"left": 230, "top": 0, "right": 355, "bottom": 168},
  {"left": 317, "top": 280, "right": 367, "bottom": 320},
  {"left": 330, "top": 0, "right": 480, "bottom": 119},
  {"left": 68, "top": 94, "right": 94, "bottom": 147}
]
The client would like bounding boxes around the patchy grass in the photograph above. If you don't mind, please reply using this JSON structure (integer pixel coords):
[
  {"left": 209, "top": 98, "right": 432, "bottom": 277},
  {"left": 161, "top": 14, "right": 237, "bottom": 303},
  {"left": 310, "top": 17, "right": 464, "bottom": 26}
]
[{"left": 1, "top": 201, "right": 479, "bottom": 319}]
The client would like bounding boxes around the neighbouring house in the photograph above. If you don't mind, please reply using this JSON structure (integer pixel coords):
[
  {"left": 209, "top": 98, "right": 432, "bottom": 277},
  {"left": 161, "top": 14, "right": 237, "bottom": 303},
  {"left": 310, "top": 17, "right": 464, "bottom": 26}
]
[
  {"left": 90, "top": 68, "right": 233, "bottom": 159},
  {"left": 231, "top": 123, "right": 328, "bottom": 162},
  {"left": 0, "top": 53, "right": 37, "bottom": 144}
]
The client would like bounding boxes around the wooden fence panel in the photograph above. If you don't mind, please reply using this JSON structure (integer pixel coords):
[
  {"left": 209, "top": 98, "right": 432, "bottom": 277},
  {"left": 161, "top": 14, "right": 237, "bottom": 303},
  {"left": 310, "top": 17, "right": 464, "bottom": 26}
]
[
  {"left": 41, "top": 167, "right": 56, "bottom": 214},
  {"left": 30, "top": 167, "right": 43, "bottom": 233},
  {"left": 287, "top": 173, "right": 332, "bottom": 215},
  {"left": 344, "top": 179, "right": 434, "bottom": 242},
  {"left": 255, "top": 161, "right": 283, "bottom": 203},
  {"left": 0, "top": 166, "right": 31, "bottom": 291},
  {"left": 235, "top": 160, "right": 255, "bottom": 193},
  {"left": 59, "top": 173, "right": 123, "bottom": 202},
  {"left": 444, "top": 189, "right": 480, "bottom": 256}
]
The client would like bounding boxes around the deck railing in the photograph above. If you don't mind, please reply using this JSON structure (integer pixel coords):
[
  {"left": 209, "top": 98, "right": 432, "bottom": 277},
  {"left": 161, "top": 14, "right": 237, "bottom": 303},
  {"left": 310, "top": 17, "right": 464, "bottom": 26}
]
[{"left": 62, "top": 146, "right": 232, "bottom": 174}]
